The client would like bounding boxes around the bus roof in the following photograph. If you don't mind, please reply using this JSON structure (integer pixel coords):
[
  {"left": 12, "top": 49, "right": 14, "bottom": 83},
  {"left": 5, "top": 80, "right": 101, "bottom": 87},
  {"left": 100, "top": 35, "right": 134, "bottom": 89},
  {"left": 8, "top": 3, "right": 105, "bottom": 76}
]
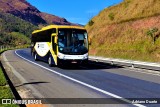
[{"left": 32, "top": 25, "right": 85, "bottom": 34}]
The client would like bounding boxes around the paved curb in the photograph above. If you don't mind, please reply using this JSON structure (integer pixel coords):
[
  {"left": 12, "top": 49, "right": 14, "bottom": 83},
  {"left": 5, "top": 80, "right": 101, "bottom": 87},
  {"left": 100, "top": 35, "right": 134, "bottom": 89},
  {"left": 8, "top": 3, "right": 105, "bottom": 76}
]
[{"left": 0, "top": 60, "right": 26, "bottom": 107}]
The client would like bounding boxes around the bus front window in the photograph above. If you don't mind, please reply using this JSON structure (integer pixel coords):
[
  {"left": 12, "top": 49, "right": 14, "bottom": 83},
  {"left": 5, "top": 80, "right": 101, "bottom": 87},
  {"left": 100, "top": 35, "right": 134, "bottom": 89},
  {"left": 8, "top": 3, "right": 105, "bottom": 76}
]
[{"left": 58, "top": 29, "right": 88, "bottom": 55}]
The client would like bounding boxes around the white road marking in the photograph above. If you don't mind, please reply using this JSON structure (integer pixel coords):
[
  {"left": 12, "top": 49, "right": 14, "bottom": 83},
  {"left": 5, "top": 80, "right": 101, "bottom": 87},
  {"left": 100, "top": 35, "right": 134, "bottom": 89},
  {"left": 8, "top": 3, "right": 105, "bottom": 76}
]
[
  {"left": 2, "top": 53, "right": 44, "bottom": 98},
  {"left": 3, "top": 52, "right": 54, "bottom": 107},
  {"left": 15, "top": 50, "right": 146, "bottom": 107}
]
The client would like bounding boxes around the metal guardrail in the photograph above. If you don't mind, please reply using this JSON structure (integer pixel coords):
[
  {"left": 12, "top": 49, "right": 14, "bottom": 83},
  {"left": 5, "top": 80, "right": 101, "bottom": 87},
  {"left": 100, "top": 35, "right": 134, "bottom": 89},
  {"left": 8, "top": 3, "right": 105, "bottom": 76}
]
[
  {"left": 0, "top": 45, "right": 29, "bottom": 52},
  {"left": 0, "top": 46, "right": 14, "bottom": 52},
  {"left": 89, "top": 56, "right": 160, "bottom": 71}
]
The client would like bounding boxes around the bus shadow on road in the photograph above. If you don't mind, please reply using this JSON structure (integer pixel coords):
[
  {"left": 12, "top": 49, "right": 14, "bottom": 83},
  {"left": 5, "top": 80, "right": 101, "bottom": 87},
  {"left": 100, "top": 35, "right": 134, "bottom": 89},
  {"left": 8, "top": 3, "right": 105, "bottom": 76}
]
[
  {"left": 15, "top": 81, "right": 50, "bottom": 87},
  {"left": 60, "top": 60, "right": 123, "bottom": 70},
  {"left": 36, "top": 58, "right": 123, "bottom": 70}
]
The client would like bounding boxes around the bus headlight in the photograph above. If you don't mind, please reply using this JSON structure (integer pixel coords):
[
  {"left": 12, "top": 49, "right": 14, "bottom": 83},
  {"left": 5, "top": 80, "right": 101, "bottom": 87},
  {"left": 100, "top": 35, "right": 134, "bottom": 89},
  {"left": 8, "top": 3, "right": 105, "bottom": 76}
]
[
  {"left": 83, "top": 53, "right": 88, "bottom": 59},
  {"left": 58, "top": 52, "right": 65, "bottom": 59}
]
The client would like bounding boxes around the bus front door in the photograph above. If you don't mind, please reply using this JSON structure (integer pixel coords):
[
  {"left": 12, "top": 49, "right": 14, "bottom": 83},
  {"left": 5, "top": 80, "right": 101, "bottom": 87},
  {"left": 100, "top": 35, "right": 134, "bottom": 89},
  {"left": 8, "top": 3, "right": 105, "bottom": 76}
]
[{"left": 51, "top": 35, "right": 58, "bottom": 65}]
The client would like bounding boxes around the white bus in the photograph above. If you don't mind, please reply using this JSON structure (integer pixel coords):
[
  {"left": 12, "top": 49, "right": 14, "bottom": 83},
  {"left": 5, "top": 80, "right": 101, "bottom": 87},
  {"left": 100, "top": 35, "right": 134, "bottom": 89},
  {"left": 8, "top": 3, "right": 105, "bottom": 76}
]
[{"left": 31, "top": 25, "right": 89, "bottom": 66}]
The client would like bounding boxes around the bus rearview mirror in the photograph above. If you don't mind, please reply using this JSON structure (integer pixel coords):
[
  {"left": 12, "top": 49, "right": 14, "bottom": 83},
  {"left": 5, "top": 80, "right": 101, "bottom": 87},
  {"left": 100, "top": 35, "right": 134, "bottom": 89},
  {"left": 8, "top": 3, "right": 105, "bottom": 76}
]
[{"left": 51, "top": 33, "right": 56, "bottom": 36}]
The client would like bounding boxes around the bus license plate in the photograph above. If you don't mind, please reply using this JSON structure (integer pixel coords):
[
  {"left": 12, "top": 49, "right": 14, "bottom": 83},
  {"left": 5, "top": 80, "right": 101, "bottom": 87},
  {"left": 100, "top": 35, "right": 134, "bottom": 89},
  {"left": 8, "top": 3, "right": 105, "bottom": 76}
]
[{"left": 72, "top": 61, "right": 77, "bottom": 64}]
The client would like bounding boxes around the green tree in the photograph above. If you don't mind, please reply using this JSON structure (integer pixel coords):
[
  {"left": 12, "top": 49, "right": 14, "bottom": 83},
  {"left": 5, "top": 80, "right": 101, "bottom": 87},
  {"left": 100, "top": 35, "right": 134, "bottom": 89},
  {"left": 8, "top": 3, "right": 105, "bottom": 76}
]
[
  {"left": 147, "top": 27, "right": 159, "bottom": 44},
  {"left": 0, "top": 12, "right": 38, "bottom": 46}
]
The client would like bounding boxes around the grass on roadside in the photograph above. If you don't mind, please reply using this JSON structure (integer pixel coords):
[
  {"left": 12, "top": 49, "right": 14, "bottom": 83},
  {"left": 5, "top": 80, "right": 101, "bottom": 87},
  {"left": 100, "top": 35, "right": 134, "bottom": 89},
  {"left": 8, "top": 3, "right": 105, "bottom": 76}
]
[{"left": 0, "top": 53, "right": 18, "bottom": 107}]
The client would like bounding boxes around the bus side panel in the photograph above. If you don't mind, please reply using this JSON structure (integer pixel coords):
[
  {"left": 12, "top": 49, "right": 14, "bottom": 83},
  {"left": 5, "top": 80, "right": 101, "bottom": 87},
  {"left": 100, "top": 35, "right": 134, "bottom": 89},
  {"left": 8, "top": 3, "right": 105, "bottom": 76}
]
[{"left": 34, "top": 42, "right": 50, "bottom": 57}]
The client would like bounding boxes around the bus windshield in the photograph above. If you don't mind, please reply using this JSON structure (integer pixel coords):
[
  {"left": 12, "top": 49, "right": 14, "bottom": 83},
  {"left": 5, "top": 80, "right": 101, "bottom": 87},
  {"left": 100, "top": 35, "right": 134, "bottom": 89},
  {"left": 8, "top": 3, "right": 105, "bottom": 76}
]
[{"left": 58, "top": 28, "right": 88, "bottom": 55}]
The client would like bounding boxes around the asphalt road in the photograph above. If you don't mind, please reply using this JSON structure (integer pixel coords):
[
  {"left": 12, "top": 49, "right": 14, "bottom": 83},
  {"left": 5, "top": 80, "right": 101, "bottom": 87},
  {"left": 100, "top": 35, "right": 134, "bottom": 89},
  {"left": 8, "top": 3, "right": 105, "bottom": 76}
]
[{"left": 1, "top": 48, "right": 160, "bottom": 107}]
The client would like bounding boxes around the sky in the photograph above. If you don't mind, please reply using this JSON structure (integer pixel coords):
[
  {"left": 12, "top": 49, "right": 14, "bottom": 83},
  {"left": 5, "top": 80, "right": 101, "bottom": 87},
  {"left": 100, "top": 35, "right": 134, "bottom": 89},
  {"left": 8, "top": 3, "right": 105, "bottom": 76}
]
[{"left": 26, "top": 0, "right": 123, "bottom": 25}]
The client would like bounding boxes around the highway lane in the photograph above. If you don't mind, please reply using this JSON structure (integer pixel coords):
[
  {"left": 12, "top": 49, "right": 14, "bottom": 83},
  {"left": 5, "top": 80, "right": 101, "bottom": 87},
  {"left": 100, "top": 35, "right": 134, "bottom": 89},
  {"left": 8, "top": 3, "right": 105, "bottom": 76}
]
[
  {"left": 2, "top": 49, "right": 131, "bottom": 107},
  {"left": 1, "top": 48, "right": 160, "bottom": 107}
]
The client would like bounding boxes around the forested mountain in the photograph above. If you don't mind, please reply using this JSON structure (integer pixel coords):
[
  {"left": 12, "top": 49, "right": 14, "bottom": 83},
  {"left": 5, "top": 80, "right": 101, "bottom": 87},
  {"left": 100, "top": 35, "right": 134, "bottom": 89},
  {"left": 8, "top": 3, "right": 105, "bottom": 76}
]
[
  {"left": 0, "top": 12, "right": 37, "bottom": 46},
  {"left": 0, "top": 0, "right": 74, "bottom": 46},
  {"left": 0, "top": 0, "right": 72, "bottom": 25}
]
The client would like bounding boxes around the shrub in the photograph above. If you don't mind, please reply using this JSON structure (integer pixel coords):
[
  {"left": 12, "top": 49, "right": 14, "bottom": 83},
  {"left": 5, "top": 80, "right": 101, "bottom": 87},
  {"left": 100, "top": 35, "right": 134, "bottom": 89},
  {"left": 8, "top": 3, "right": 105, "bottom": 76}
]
[
  {"left": 88, "top": 20, "right": 94, "bottom": 26},
  {"left": 146, "top": 27, "right": 159, "bottom": 44},
  {"left": 108, "top": 13, "right": 115, "bottom": 21}
]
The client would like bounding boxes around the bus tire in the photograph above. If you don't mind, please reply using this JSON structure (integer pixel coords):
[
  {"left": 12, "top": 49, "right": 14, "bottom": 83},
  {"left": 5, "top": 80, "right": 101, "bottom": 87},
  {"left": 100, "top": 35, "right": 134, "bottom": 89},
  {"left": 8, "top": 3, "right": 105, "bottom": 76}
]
[
  {"left": 48, "top": 55, "right": 53, "bottom": 67},
  {"left": 34, "top": 53, "right": 38, "bottom": 61}
]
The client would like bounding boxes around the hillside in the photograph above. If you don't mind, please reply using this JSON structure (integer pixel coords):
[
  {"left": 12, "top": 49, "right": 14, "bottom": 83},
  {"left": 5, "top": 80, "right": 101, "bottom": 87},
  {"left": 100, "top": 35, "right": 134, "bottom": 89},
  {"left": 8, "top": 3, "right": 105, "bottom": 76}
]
[
  {"left": 86, "top": 0, "right": 160, "bottom": 62},
  {"left": 0, "top": 0, "right": 75, "bottom": 46},
  {"left": 0, "top": 12, "right": 38, "bottom": 46},
  {"left": 0, "top": 0, "right": 72, "bottom": 25}
]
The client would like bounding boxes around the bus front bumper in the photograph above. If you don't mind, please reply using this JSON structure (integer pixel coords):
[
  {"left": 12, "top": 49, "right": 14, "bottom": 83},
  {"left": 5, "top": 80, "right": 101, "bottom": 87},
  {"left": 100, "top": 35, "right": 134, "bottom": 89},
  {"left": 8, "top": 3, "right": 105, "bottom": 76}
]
[{"left": 57, "top": 58, "right": 88, "bottom": 65}]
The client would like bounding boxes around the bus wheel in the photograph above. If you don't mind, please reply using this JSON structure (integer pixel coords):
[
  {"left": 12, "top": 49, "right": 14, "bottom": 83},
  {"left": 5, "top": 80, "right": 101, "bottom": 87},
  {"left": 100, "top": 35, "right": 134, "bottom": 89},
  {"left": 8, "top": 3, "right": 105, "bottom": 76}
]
[
  {"left": 48, "top": 56, "right": 53, "bottom": 67},
  {"left": 34, "top": 53, "right": 38, "bottom": 61}
]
